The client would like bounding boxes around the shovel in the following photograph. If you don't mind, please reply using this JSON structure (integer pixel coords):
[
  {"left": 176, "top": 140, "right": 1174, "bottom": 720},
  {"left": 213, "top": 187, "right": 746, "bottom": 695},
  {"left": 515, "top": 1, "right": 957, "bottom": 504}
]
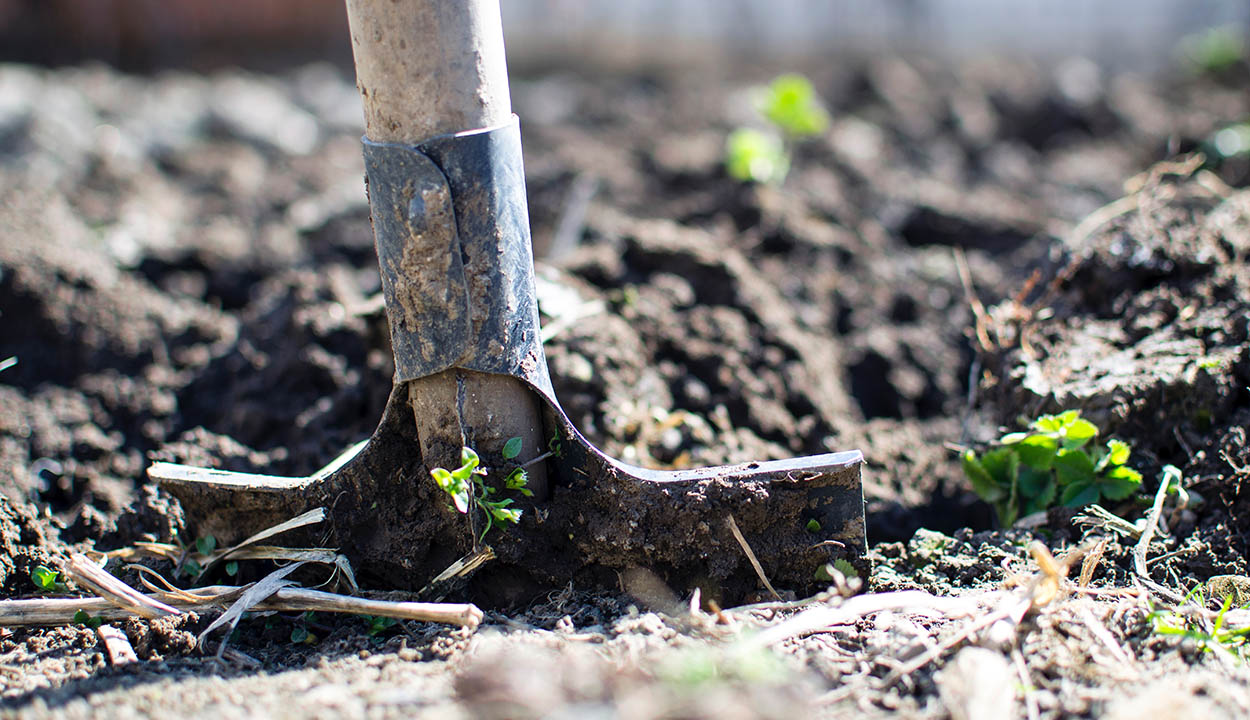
[{"left": 150, "top": 0, "right": 865, "bottom": 605}]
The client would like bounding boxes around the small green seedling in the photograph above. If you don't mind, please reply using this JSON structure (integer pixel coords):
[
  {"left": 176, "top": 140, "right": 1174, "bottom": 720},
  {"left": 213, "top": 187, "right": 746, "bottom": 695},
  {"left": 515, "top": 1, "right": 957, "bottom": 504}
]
[
  {"left": 502, "top": 436, "right": 523, "bottom": 460},
  {"left": 225, "top": 560, "right": 240, "bottom": 577},
  {"left": 31, "top": 565, "right": 65, "bottom": 593},
  {"left": 962, "top": 410, "right": 1142, "bottom": 526},
  {"left": 431, "top": 445, "right": 528, "bottom": 540},
  {"left": 725, "top": 128, "right": 790, "bottom": 185},
  {"left": 725, "top": 73, "right": 830, "bottom": 185},
  {"left": 196, "top": 534, "right": 217, "bottom": 556},
  {"left": 182, "top": 558, "right": 203, "bottom": 580},
  {"left": 365, "top": 615, "right": 398, "bottom": 637},
  {"left": 759, "top": 73, "right": 831, "bottom": 139},
  {"left": 1178, "top": 25, "right": 1246, "bottom": 75},
  {"left": 73, "top": 609, "right": 104, "bottom": 629},
  {"left": 547, "top": 431, "right": 565, "bottom": 459},
  {"left": 290, "top": 611, "right": 319, "bottom": 645},
  {"left": 1150, "top": 588, "right": 1250, "bottom": 663}
]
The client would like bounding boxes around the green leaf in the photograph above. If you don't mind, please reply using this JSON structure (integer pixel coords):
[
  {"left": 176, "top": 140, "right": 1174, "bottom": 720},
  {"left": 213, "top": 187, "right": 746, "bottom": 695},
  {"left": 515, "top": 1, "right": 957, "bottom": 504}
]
[
  {"left": 431, "top": 467, "right": 453, "bottom": 490},
  {"left": 725, "top": 128, "right": 790, "bottom": 184},
  {"left": 490, "top": 507, "right": 522, "bottom": 524},
  {"left": 1105, "top": 465, "right": 1142, "bottom": 483},
  {"left": 1098, "top": 470, "right": 1143, "bottom": 501},
  {"left": 1055, "top": 410, "right": 1081, "bottom": 425},
  {"left": 460, "top": 447, "right": 480, "bottom": 473},
  {"left": 999, "top": 432, "right": 1029, "bottom": 445},
  {"left": 962, "top": 450, "right": 1005, "bottom": 502},
  {"left": 1016, "top": 434, "right": 1059, "bottom": 470},
  {"left": 1105, "top": 439, "right": 1131, "bottom": 466},
  {"left": 832, "top": 558, "right": 859, "bottom": 581},
  {"left": 502, "top": 436, "right": 523, "bottom": 460},
  {"left": 225, "top": 561, "right": 239, "bottom": 577},
  {"left": 760, "top": 74, "right": 830, "bottom": 138},
  {"left": 196, "top": 535, "right": 217, "bottom": 556},
  {"left": 290, "top": 626, "right": 310, "bottom": 644},
  {"left": 505, "top": 467, "right": 529, "bottom": 491},
  {"left": 31, "top": 565, "right": 59, "bottom": 591},
  {"left": 1032, "top": 414, "right": 1066, "bottom": 433},
  {"left": 1018, "top": 466, "right": 1056, "bottom": 506},
  {"left": 1062, "top": 418, "right": 1098, "bottom": 446},
  {"left": 184, "top": 558, "right": 203, "bottom": 578},
  {"left": 1053, "top": 449, "right": 1096, "bottom": 486},
  {"left": 450, "top": 488, "right": 470, "bottom": 514},
  {"left": 1060, "top": 481, "right": 1100, "bottom": 507},
  {"left": 805, "top": 518, "right": 822, "bottom": 533},
  {"left": 981, "top": 448, "right": 1019, "bottom": 485},
  {"left": 367, "top": 616, "right": 397, "bottom": 636},
  {"left": 73, "top": 609, "right": 90, "bottom": 625}
]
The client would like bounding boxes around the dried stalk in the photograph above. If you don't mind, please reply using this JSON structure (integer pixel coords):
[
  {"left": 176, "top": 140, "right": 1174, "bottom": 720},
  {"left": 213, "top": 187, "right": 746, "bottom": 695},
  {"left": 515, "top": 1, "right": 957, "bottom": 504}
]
[
  {"left": 96, "top": 625, "right": 138, "bottom": 666},
  {"left": 65, "top": 553, "right": 180, "bottom": 619},
  {"left": 726, "top": 513, "right": 781, "bottom": 602},
  {"left": 0, "top": 586, "right": 483, "bottom": 629}
]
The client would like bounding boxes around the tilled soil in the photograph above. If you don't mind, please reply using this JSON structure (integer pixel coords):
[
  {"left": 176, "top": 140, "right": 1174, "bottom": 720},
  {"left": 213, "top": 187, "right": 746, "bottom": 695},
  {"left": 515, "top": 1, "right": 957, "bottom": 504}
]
[{"left": 1, "top": 54, "right": 1249, "bottom": 718}]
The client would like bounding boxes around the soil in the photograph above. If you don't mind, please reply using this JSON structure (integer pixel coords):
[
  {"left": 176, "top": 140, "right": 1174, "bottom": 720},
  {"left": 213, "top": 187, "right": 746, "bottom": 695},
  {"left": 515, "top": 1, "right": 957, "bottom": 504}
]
[{"left": 2, "top": 52, "right": 1250, "bottom": 718}]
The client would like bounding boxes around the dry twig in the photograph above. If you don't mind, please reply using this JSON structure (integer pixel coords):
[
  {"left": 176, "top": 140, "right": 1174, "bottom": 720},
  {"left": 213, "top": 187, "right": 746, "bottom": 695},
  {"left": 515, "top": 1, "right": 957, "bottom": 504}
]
[
  {"left": 1134, "top": 471, "right": 1184, "bottom": 603},
  {"left": 726, "top": 513, "right": 782, "bottom": 602},
  {"left": 65, "top": 553, "right": 180, "bottom": 619},
  {"left": 96, "top": 625, "right": 138, "bottom": 666}
]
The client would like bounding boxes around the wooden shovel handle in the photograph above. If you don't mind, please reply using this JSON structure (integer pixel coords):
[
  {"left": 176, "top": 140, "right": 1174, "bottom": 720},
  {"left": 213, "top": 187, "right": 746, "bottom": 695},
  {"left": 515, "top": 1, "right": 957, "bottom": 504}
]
[{"left": 345, "top": 0, "right": 513, "bottom": 142}]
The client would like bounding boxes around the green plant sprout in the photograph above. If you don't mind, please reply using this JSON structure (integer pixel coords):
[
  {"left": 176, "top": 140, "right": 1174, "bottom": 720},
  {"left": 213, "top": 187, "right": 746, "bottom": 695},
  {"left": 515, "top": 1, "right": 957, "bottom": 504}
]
[
  {"left": 759, "top": 73, "right": 831, "bottom": 139},
  {"left": 196, "top": 534, "right": 217, "bottom": 556},
  {"left": 1150, "top": 588, "right": 1250, "bottom": 663},
  {"left": 725, "top": 128, "right": 790, "bottom": 185},
  {"left": 365, "top": 615, "right": 398, "bottom": 637},
  {"left": 961, "top": 410, "right": 1142, "bottom": 526},
  {"left": 73, "top": 609, "right": 103, "bottom": 629},
  {"left": 1178, "top": 25, "right": 1246, "bottom": 75},
  {"left": 31, "top": 565, "right": 65, "bottom": 593},
  {"left": 725, "top": 73, "right": 829, "bottom": 184},
  {"left": 290, "top": 611, "right": 319, "bottom": 645},
  {"left": 430, "top": 444, "right": 528, "bottom": 540}
]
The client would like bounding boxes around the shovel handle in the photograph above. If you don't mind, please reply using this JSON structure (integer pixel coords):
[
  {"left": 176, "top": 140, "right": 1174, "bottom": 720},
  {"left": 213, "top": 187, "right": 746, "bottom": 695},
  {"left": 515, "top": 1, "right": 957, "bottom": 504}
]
[
  {"left": 345, "top": 0, "right": 512, "bottom": 142},
  {"left": 344, "top": 0, "right": 548, "bottom": 499}
]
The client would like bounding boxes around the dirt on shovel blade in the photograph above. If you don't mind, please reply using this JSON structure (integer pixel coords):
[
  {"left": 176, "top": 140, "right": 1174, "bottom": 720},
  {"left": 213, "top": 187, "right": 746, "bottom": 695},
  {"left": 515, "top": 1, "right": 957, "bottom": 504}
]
[{"left": 2, "top": 52, "right": 1250, "bottom": 718}]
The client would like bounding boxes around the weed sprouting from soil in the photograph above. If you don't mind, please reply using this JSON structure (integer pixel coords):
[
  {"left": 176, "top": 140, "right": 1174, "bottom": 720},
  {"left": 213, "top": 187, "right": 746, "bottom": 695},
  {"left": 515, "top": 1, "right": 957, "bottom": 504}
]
[
  {"left": 430, "top": 444, "right": 531, "bottom": 540},
  {"left": 725, "top": 73, "right": 829, "bottom": 184},
  {"left": 962, "top": 410, "right": 1142, "bottom": 526},
  {"left": 1150, "top": 588, "right": 1250, "bottom": 664}
]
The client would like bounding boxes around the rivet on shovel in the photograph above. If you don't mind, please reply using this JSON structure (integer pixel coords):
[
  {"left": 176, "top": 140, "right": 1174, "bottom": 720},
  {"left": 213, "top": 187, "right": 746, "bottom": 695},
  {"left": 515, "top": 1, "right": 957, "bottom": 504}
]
[{"left": 149, "top": 0, "right": 865, "bottom": 604}]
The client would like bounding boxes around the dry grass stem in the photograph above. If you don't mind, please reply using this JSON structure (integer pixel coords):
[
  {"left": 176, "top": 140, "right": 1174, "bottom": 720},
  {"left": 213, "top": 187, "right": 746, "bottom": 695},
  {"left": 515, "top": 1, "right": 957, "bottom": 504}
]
[
  {"left": 1134, "top": 473, "right": 1183, "bottom": 603},
  {"left": 0, "top": 582, "right": 484, "bottom": 632},
  {"left": 198, "top": 562, "right": 308, "bottom": 657},
  {"left": 201, "top": 507, "right": 328, "bottom": 575},
  {"left": 1079, "top": 537, "right": 1109, "bottom": 587},
  {"left": 65, "top": 553, "right": 180, "bottom": 619},
  {"left": 725, "top": 513, "right": 781, "bottom": 602},
  {"left": 744, "top": 589, "right": 989, "bottom": 652},
  {"left": 419, "top": 544, "right": 497, "bottom": 601},
  {"left": 96, "top": 624, "right": 139, "bottom": 666},
  {"left": 1011, "top": 648, "right": 1040, "bottom": 720}
]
